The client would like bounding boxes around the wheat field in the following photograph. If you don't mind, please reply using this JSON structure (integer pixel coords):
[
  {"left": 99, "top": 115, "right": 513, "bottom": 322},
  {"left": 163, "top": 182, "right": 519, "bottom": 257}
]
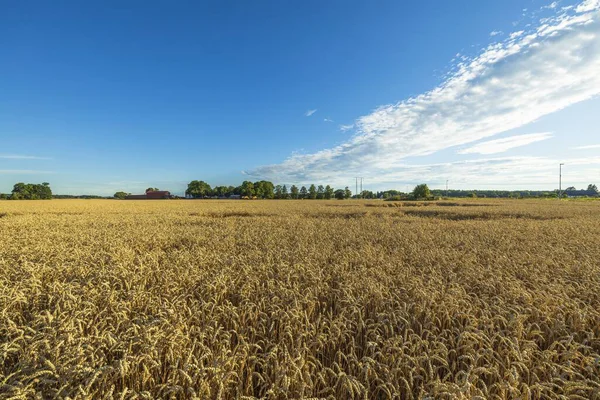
[{"left": 0, "top": 199, "right": 599, "bottom": 399}]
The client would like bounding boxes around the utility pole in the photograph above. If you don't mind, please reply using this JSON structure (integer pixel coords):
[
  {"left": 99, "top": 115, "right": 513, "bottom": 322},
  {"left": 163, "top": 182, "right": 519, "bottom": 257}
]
[
  {"left": 360, "top": 177, "right": 363, "bottom": 198},
  {"left": 559, "top": 163, "right": 564, "bottom": 199},
  {"left": 446, "top": 180, "right": 449, "bottom": 197},
  {"left": 355, "top": 177, "right": 363, "bottom": 199}
]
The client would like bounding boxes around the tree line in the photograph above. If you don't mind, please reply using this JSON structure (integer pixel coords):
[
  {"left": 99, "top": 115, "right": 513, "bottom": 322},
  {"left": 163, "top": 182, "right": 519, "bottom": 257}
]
[
  {"left": 0, "top": 182, "right": 53, "bottom": 200},
  {"left": 185, "top": 180, "right": 353, "bottom": 199},
  {"left": 2, "top": 181, "right": 598, "bottom": 200}
]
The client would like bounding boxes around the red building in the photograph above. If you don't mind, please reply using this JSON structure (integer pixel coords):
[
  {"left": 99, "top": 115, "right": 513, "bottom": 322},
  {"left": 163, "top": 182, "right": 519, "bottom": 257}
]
[{"left": 125, "top": 191, "right": 171, "bottom": 200}]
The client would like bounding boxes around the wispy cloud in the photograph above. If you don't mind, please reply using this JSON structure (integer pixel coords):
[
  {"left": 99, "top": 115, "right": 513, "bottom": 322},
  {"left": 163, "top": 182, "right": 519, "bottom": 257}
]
[
  {"left": 0, "top": 154, "right": 51, "bottom": 160},
  {"left": 490, "top": 30, "right": 503, "bottom": 36},
  {"left": 577, "top": 0, "right": 600, "bottom": 12},
  {"left": 571, "top": 144, "right": 600, "bottom": 149},
  {"left": 324, "top": 118, "right": 334, "bottom": 122},
  {"left": 305, "top": 109, "right": 317, "bottom": 117},
  {"left": 339, "top": 124, "right": 354, "bottom": 131},
  {"left": 458, "top": 132, "right": 553, "bottom": 155},
  {"left": 0, "top": 170, "right": 54, "bottom": 174},
  {"left": 246, "top": 1, "right": 600, "bottom": 187},
  {"left": 509, "top": 30, "right": 525, "bottom": 39}
]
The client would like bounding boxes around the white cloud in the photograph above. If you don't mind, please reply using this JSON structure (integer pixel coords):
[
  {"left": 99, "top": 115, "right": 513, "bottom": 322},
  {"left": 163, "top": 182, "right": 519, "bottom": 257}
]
[
  {"left": 490, "top": 30, "right": 503, "bottom": 36},
  {"left": 305, "top": 109, "right": 317, "bottom": 117},
  {"left": 577, "top": 0, "right": 600, "bottom": 13},
  {"left": 324, "top": 118, "right": 334, "bottom": 122},
  {"left": 246, "top": 2, "right": 600, "bottom": 187},
  {"left": 0, "top": 154, "right": 50, "bottom": 160},
  {"left": 545, "top": 2, "right": 559, "bottom": 9},
  {"left": 339, "top": 124, "right": 354, "bottom": 131},
  {"left": 571, "top": 144, "right": 600, "bottom": 149},
  {"left": 458, "top": 132, "right": 553, "bottom": 155},
  {"left": 509, "top": 30, "right": 525, "bottom": 39},
  {"left": 0, "top": 170, "right": 54, "bottom": 174}
]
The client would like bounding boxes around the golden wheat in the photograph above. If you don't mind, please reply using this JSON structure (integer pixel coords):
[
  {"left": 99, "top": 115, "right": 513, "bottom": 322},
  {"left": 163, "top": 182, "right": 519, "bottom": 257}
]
[{"left": 0, "top": 199, "right": 599, "bottom": 399}]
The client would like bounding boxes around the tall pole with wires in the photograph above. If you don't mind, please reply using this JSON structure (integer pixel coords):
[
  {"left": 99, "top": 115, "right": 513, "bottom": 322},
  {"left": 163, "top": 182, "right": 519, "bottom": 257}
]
[
  {"left": 360, "top": 177, "right": 363, "bottom": 198},
  {"left": 559, "top": 163, "right": 564, "bottom": 199}
]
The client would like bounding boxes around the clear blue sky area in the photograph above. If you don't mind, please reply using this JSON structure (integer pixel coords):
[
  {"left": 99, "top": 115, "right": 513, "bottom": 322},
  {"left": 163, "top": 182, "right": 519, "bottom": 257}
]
[{"left": 2, "top": 0, "right": 599, "bottom": 195}]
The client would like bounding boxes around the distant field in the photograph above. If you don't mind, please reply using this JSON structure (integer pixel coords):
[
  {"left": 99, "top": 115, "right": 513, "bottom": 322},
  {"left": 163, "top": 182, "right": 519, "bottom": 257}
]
[{"left": 1, "top": 199, "right": 599, "bottom": 399}]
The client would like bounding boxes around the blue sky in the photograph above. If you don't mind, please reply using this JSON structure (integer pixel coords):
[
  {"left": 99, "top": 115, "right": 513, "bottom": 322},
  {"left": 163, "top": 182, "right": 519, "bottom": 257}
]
[{"left": 2, "top": 0, "right": 600, "bottom": 195}]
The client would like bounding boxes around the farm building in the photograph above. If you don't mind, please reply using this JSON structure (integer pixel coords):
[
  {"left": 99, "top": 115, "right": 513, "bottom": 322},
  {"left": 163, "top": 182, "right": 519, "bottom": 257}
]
[{"left": 125, "top": 191, "right": 171, "bottom": 200}]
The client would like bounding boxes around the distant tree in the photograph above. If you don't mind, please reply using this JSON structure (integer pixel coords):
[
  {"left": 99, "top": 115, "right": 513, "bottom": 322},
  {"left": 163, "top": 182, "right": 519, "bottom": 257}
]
[
  {"left": 186, "top": 180, "right": 212, "bottom": 198},
  {"left": 254, "top": 181, "right": 274, "bottom": 199},
  {"left": 0, "top": 193, "right": 8, "bottom": 200},
  {"left": 566, "top": 186, "right": 576, "bottom": 192},
  {"left": 361, "top": 190, "right": 375, "bottom": 199},
  {"left": 299, "top": 186, "right": 308, "bottom": 199},
  {"left": 412, "top": 184, "right": 431, "bottom": 199},
  {"left": 308, "top": 184, "right": 317, "bottom": 199},
  {"left": 290, "top": 185, "right": 299, "bottom": 199},
  {"left": 469, "top": 192, "right": 478, "bottom": 198},
  {"left": 334, "top": 189, "right": 345, "bottom": 200},
  {"left": 145, "top": 187, "right": 160, "bottom": 193},
  {"left": 282, "top": 185, "right": 289, "bottom": 199},
  {"left": 324, "top": 185, "right": 334, "bottom": 200},
  {"left": 316, "top": 185, "right": 325, "bottom": 199},
  {"left": 114, "top": 191, "right": 128, "bottom": 199},
  {"left": 11, "top": 182, "right": 52, "bottom": 200},
  {"left": 240, "top": 181, "right": 255, "bottom": 197},
  {"left": 587, "top": 184, "right": 598, "bottom": 195},
  {"left": 213, "top": 186, "right": 235, "bottom": 197},
  {"left": 263, "top": 181, "right": 275, "bottom": 199},
  {"left": 274, "top": 185, "right": 283, "bottom": 199},
  {"left": 344, "top": 187, "right": 352, "bottom": 199}
]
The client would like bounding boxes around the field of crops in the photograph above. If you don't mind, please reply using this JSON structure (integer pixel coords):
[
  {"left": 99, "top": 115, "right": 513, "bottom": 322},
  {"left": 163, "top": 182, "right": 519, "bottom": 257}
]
[{"left": 1, "top": 199, "right": 599, "bottom": 399}]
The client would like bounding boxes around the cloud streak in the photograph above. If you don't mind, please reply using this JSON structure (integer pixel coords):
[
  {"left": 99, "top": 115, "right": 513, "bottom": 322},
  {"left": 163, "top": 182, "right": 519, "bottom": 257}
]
[
  {"left": 458, "top": 132, "right": 553, "bottom": 155},
  {"left": 247, "top": 2, "right": 600, "bottom": 187},
  {"left": 0, "top": 170, "right": 54, "bottom": 174},
  {"left": 571, "top": 144, "right": 600, "bottom": 149},
  {"left": 305, "top": 109, "right": 317, "bottom": 117},
  {"left": 0, "top": 154, "right": 51, "bottom": 160}
]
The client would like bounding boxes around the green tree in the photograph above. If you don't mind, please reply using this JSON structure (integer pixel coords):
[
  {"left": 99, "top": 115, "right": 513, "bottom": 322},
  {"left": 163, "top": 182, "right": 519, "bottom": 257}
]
[
  {"left": 308, "top": 184, "right": 317, "bottom": 199},
  {"left": 299, "top": 186, "right": 308, "bottom": 199},
  {"left": 185, "top": 180, "right": 212, "bottom": 198},
  {"left": 241, "top": 181, "right": 255, "bottom": 197},
  {"left": 274, "top": 185, "right": 283, "bottom": 199},
  {"left": 262, "top": 181, "right": 275, "bottom": 199},
  {"left": 114, "top": 191, "right": 128, "bottom": 199},
  {"left": 344, "top": 187, "right": 352, "bottom": 199},
  {"left": 361, "top": 190, "right": 375, "bottom": 199},
  {"left": 213, "top": 186, "right": 228, "bottom": 197},
  {"left": 282, "top": 185, "right": 289, "bottom": 199},
  {"left": 334, "top": 189, "right": 345, "bottom": 200},
  {"left": 290, "top": 185, "right": 299, "bottom": 199},
  {"left": 11, "top": 182, "right": 52, "bottom": 200},
  {"left": 145, "top": 187, "right": 159, "bottom": 193},
  {"left": 253, "top": 181, "right": 274, "bottom": 199},
  {"left": 324, "top": 185, "right": 334, "bottom": 200},
  {"left": 317, "top": 185, "right": 325, "bottom": 199},
  {"left": 413, "top": 184, "right": 431, "bottom": 199},
  {"left": 587, "top": 184, "right": 598, "bottom": 195}
]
